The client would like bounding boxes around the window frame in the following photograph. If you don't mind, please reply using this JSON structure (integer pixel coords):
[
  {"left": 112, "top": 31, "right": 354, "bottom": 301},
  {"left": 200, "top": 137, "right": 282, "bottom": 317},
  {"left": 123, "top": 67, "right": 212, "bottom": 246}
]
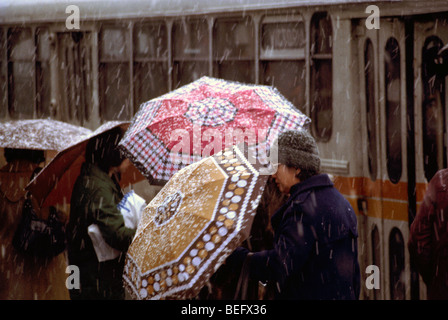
[
  {"left": 35, "top": 27, "right": 52, "bottom": 117},
  {"left": 371, "top": 225, "right": 381, "bottom": 300},
  {"left": 364, "top": 38, "right": 378, "bottom": 181},
  {"left": 7, "top": 27, "right": 36, "bottom": 119},
  {"left": 133, "top": 21, "right": 169, "bottom": 109},
  {"left": 260, "top": 14, "right": 306, "bottom": 113},
  {"left": 212, "top": 15, "right": 256, "bottom": 83},
  {"left": 421, "top": 36, "right": 447, "bottom": 182},
  {"left": 98, "top": 23, "right": 132, "bottom": 121},
  {"left": 310, "top": 12, "right": 333, "bottom": 142},
  {"left": 384, "top": 37, "right": 402, "bottom": 184},
  {"left": 172, "top": 17, "right": 210, "bottom": 89},
  {"left": 388, "top": 227, "right": 405, "bottom": 300}
]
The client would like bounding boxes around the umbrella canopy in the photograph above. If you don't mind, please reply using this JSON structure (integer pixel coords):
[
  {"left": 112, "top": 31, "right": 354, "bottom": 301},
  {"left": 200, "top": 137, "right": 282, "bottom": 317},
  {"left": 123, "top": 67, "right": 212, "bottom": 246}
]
[
  {"left": 26, "top": 121, "right": 145, "bottom": 208},
  {"left": 123, "top": 144, "right": 269, "bottom": 300},
  {"left": 0, "top": 119, "right": 92, "bottom": 151},
  {"left": 119, "top": 76, "right": 310, "bottom": 183}
]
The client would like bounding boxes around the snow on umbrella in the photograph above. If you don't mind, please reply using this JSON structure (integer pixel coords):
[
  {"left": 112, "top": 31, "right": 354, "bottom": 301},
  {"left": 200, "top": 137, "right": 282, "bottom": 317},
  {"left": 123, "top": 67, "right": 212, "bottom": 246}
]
[
  {"left": 26, "top": 121, "right": 145, "bottom": 208},
  {"left": 0, "top": 119, "right": 92, "bottom": 151},
  {"left": 119, "top": 76, "right": 310, "bottom": 184},
  {"left": 123, "top": 143, "right": 269, "bottom": 300}
]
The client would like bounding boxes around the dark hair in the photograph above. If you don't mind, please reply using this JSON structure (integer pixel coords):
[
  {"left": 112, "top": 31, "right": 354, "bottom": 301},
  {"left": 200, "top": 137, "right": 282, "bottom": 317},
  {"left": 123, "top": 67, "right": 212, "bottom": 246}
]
[
  {"left": 296, "top": 168, "right": 319, "bottom": 182},
  {"left": 4, "top": 148, "right": 45, "bottom": 164},
  {"left": 283, "top": 164, "right": 318, "bottom": 182},
  {"left": 85, "top": 126, "right": 125, "bottom": 173}
]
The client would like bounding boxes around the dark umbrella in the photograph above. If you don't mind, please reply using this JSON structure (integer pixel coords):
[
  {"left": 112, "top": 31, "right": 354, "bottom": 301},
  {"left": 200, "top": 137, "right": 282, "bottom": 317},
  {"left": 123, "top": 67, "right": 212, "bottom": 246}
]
[
  {"left": 26, "top": 121, "right": 145, "bottom": 207},
  {"left": 0, "top": 119, "right": 92, "bottom": 151}
]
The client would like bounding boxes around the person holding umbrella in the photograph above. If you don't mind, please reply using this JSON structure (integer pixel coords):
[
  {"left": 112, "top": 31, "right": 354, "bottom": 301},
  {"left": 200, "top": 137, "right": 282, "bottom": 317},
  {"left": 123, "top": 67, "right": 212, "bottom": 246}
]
[
  {"left": 0, "top": 148, "right": 69, "bottom": 299},
  {"left": 227, "top": 130, "right": 361, "bottom": 300},
  {"left": 67, "top": 126, "right": 136, "bottom": 300}
]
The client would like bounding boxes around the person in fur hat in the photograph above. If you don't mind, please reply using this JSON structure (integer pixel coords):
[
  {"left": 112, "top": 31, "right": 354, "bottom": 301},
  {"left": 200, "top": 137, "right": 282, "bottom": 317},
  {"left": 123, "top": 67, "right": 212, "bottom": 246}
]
[{"left": 227, "top": 129, "right": 360, "bottom": 300}]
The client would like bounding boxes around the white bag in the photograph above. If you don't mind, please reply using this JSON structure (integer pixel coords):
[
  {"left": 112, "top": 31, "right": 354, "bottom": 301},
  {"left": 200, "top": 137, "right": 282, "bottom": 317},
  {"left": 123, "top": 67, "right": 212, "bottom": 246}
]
[
  {"left": 88, "top": 190, "right": 146, "bottom": 262},
  {"left": 117, "top": 190, "right": 146, "bottom": 230},
  {"left": 88, "top": 224, "right": 121, "bottom": 262}
]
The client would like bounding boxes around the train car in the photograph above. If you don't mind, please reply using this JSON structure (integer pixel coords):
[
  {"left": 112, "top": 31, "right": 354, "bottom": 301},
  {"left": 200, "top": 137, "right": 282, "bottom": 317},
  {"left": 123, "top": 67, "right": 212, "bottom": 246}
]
[{"left": 2, "top": 0, "right": 448, "bottom": 300}]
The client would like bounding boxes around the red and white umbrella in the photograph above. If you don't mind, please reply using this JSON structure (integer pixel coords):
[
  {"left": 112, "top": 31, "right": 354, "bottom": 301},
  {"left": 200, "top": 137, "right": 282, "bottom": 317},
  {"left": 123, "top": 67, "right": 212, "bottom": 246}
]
[{"left": 119, "top": 76, "right": 310, "bottom": 183}]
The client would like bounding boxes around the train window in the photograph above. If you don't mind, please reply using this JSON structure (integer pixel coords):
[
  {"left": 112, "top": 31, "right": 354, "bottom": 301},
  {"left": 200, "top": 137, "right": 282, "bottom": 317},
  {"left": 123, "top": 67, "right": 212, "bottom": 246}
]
[
  {"left": 310, "top": 12, "right": 332, "bottom": 141},
  {"left": 58, "top": 32, "right": 93, "bottom": 124},
  {"left": 261, "top": 15, "right": 306, "bottom": 113},
  {"left": 100, "top": 26, "right": 130, "bottom": 60},
  {"left": 133, "top": 22, "right": 168, "bottom": 109},
  {"left": 364, "top": 39, "right": 378, "bottom": 180},
  {"left": 213, "top": 17, "right": 255, "bottom": 83},
  {"left": 389, "top": 227, "right": 405, "bottom": 300},
  {"left": 422, "top": 36, "right": 446, "bottom": 182},
  {"left": 99, "top": 25, "right": 131, "bottom": 120},
  {"left": 385, "top": 38, "right": 402, "bottom": 184},
  {"left": 371, "top": 225, "right": 381, "bottom": 300},
  {"left": 0, "top": 29, "right": 6, "bottom": 118},
  {"left": 173, "top": 18, "right": 209, "bottom": 88},
  {"left": 36, "top": 28, "right": 51, "bottom": 117},
  {"left": 7, "top": 28, "right": 34, "bottom": 118}
]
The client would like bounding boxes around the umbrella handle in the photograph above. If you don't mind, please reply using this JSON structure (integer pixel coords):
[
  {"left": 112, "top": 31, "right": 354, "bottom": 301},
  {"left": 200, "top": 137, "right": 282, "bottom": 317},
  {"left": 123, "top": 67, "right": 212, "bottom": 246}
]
[{"left": 233, "top": 252, "right": 253, "bottom": 300}]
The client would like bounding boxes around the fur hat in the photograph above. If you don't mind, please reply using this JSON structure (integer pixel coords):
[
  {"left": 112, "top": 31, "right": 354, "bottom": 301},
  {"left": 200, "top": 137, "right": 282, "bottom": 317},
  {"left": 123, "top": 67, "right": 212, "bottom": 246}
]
[{"left": 270, "top": 130, "right": 320, "bottom": 173}]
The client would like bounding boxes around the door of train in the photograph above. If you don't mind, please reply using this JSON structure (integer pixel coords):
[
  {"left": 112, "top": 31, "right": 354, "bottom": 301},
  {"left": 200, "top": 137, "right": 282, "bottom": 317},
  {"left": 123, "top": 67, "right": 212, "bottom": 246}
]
[
  {"left": 378, "top": 18, "right": 409, "bottom": 301},
  {"left": 356, "top": 17, "right": 409, "bottom": 300},
  {"left": 360, "top": 15, "right": 448, "bottom": 301},
  {"left": 356, "top": 21, "right": 382, "bottom": 300},
  {"left": 57, "top": 32, "right": 94, "bottom": 126}
]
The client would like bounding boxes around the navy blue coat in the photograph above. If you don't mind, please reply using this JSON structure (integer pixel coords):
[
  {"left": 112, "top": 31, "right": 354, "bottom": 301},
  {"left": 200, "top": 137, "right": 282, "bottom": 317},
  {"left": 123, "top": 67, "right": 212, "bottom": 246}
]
[{"left": 230, "top": 174, "right": 360, "bottom": 300}]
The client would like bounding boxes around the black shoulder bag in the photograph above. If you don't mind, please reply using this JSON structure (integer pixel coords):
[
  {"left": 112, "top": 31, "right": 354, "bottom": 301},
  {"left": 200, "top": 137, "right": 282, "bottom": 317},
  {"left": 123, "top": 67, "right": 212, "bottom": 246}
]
[
  {"left": 12, "top": 168, "right": 66, "bottom": 258},
  {"left": 12, "top": 195, "right": 66, "bottom": 258}
]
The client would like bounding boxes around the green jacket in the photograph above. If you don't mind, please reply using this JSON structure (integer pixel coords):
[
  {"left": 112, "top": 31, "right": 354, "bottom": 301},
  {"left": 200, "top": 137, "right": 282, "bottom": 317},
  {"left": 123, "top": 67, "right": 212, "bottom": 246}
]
[
  {"left": 67, "top": 162, "right": 135, "bottom": 262},
  {"left": 67, "top": 162, "right": 135, "bottom": 299}
]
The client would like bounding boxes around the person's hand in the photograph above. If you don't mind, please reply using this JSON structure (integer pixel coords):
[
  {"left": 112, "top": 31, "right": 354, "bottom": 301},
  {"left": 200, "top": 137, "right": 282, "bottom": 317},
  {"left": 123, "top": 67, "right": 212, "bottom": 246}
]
[{"left": 225, "top": 247, "right": 250, "bottom": 271}]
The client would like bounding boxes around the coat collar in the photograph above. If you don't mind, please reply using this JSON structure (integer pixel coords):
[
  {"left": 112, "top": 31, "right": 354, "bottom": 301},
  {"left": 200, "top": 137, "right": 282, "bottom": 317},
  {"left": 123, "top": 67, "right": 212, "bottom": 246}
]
[
  {"left": 271, "top": 174, "right": 334, "bottom": 229},
  {"left": 289, "top": 174, "right": 334, "bottom": 198},
  {"left": 81, "top": 162, "right": 121, "bottom": 194}
]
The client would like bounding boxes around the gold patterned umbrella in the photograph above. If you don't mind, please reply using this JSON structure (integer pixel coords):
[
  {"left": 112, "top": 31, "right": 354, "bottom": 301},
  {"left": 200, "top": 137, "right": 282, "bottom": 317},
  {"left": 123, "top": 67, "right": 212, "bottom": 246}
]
[{"left": 123, "top": 144, "right": 268, "bottom": 300}]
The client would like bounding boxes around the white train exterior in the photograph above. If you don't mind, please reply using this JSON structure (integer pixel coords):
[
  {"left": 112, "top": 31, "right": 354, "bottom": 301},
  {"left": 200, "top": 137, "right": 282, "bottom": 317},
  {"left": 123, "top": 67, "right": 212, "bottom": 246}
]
[{"left": 2, "top": 0, "right": 448, "bottom": 299}]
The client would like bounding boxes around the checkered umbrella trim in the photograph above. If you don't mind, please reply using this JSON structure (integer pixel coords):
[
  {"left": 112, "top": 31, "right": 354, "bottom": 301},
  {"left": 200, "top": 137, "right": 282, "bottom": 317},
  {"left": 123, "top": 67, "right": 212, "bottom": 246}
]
[
  {"left": 252, "top": 85, "right": 310, "bottom": 146},
  {"left": 122, "top": 100, "right": 163, "bottom": 143},
  {"left": 121, "top": 127, "right": 204, "bottom": 182}
]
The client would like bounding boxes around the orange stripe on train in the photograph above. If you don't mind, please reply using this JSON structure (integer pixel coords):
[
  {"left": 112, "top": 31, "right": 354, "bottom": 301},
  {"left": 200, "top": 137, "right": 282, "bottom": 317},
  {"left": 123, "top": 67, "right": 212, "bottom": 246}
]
[
  {"left": 332, "top": 176, "right": 428, "bottom": 221},
  {"left": 333, "top": 176, "right": 427, "bottom": 202}
]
